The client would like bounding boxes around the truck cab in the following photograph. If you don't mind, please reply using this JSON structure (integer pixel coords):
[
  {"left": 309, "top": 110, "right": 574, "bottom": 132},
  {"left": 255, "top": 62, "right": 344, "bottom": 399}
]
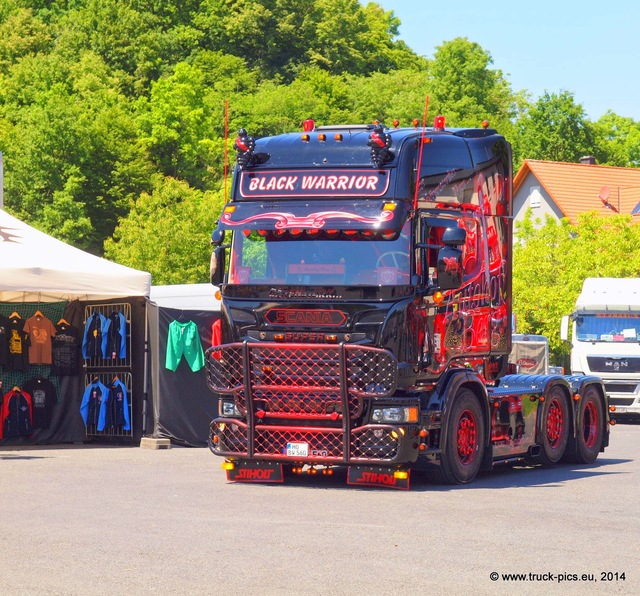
[
  {"left": 206, "top": 119, "right": 609, "bottom": 488},
  {"left": 562, "top": 277, "right": 640, "bottom": 418}
]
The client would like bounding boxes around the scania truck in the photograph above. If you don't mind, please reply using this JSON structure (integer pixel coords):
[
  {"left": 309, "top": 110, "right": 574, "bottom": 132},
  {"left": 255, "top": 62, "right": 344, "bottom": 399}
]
[
  {"left": 562, "top": 277, "right": 640, "bottom": 419},
  {"left": 206, "top": 118, "right": 610, "bottom": 489}
]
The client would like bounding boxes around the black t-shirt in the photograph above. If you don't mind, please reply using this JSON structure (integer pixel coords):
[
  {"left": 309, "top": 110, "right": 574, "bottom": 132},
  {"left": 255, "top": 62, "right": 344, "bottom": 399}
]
[{"left": 23, "top": 377, "right": 57, "bottom": 430}]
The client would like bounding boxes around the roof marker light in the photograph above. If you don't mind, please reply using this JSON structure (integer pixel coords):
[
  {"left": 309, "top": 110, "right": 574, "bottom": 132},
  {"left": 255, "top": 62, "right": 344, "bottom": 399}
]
[
  {"left": 482, "top": 120, "right": 490, "bottom": 129},
  {"left": 393, "top": 119, "right": 400, "bottom": 128}
]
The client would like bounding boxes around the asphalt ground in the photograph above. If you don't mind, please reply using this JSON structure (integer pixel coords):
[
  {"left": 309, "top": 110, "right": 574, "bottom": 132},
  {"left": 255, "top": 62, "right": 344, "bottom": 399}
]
[{"left": 1, "top": 423, "right": 639, "bottom": 596}]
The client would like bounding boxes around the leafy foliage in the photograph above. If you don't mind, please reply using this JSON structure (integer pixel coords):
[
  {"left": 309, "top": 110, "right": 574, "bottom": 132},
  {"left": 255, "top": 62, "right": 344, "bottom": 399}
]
[
  {"left": 513, "top": 210, "right": 640, "bottom": 365},
  {"left": 104, "top": 176, "right": 225, "bottom": 284},
  {"left": 514, "top": 90, "right": 595, "bottom": 169}
]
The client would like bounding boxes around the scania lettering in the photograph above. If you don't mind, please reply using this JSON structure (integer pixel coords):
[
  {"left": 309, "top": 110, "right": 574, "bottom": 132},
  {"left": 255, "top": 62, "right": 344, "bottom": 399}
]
[{"left": 206, "top": 120, "right": 610, "bottom": 489}]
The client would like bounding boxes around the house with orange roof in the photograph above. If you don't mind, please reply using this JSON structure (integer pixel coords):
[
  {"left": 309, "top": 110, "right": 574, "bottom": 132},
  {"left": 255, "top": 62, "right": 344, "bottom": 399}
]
[{"left": 513, "top": 158, "right": 640, "bottom": 231}]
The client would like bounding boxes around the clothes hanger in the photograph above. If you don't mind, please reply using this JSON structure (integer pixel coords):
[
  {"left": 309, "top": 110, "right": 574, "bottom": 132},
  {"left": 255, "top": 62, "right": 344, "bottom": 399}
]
[
  {"left": 12, "top": 385, "right": 20, "bottom": 392},
  {"left": 34, "top": 309, "right": 44, "bottom": 318},
  {"left": 57, "top": 318, "right": 71, "bottom": 326},
  {"left": 9, "top": 311, "right": 21, "bottom": 319}
]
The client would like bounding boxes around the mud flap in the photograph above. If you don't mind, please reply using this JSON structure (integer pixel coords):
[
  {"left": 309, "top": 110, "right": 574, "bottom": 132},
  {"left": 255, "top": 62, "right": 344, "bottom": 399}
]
[
  {"left": 225, "top": 460, "right": 284, "bottom": 483},
  {"left": 347, "top": 465, "right": 410, "bottom": 490}
]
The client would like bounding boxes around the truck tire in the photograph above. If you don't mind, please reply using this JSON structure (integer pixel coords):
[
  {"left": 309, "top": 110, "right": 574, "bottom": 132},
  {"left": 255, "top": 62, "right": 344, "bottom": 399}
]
[
  {"left": 538, "top": 386, "right": 570, "bottom": 465},
  {"left": 431, "top": 389, "right": 485, "bottom": 484},
  {"left": 565, "top": 386, "right": 604, "bottom": 464}
]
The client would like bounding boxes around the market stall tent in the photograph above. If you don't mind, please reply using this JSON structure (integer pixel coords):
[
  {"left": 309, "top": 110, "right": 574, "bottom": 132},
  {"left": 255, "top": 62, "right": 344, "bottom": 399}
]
[
  {"left": 0, "top": 209, "right": 150, "bottom": 302},
  {"left": 0, "top": 209, "right": 151, "bottom": 445},
  {"left": 147, "top": 284, "right": 221, "bottom": 446}
]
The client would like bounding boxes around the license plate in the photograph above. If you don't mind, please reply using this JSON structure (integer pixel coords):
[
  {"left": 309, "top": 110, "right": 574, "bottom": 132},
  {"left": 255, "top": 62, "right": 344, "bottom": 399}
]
[{"left": 286, "top": 442, "right": 309, "bottom": 457}]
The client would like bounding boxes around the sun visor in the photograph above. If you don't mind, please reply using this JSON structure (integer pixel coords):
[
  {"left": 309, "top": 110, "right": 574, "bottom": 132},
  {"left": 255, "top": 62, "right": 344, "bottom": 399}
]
[{"left": 217, "top": 200, "right": 408, "bottom": 231}]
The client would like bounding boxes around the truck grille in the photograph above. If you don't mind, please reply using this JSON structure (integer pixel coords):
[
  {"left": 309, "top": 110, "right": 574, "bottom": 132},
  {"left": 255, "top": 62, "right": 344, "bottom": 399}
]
[
  {"left": 603, "top": 383, "right": 638, "bottom": 394},
  {"left": 206, "top": 342, "right": 402, "bottom": 463},
  {"left": 587, "top": 356, "right": 640, "bottom": 373},
  {"left": 206, "top": 342, "right": 397, "bottom": 420}
]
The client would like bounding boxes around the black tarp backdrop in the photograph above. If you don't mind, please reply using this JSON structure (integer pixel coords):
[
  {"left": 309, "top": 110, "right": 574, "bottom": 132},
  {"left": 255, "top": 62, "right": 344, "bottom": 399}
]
[
  {"left": 147, "top": 303, "right": 221, "bottom": 446},
  {"left": 0, "top": 297, "right": 147, "bottom": 445}
]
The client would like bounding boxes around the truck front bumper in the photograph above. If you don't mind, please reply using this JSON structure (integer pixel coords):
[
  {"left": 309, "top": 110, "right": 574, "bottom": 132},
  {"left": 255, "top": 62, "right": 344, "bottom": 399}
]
[{"left": 209, "top": 418, "right": 420, "bottom": 465}]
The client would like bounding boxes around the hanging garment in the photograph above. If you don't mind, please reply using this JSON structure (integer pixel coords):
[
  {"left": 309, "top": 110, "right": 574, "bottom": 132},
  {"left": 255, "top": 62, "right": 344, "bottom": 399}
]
[
  {"left": 105, "top": 311, "right": 127, "bottom": 360},
  {"left": 80, "top": 380, "right": 110, "bottom": 430},
  {"left": 82, "top": 312, "right": 107, "bottom": 359},
  {"left": 165, "top": 320, "right": 205, "bottom": 372},
  {"left": 0, "top": 314, "right": 9, "bottom": 367},
  {"left": 105, "top": 378, "right": 131, "bottom": 431},
  {"left": 7, "top": 314, "right": 29, "bottom": 372},
  {"left": 23, "top": 377, "right": 57, "bottom": 430},
  {"left": 23, "top": 313, "right": 57, "bottom": 365},
  {"left": 1, "top": 388, "right": 33, "bottom": 439},
  {"left": 52, "top": 321, "right": 80, "bottom": 376}
]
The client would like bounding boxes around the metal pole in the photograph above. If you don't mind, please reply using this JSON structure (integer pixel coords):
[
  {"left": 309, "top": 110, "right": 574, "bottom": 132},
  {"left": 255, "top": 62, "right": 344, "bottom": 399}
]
[
  {"left": 0, "top": 151, "right": 4, "bottom": 209},
  {"left": 142, "top": 300, "right": 149, "bottom": 436}
]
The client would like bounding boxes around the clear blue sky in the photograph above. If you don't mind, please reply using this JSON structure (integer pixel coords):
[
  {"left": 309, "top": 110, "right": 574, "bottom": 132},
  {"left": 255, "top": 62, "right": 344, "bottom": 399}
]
[{"left": 375, "top": 0, "right": 639, "bottom": 121}]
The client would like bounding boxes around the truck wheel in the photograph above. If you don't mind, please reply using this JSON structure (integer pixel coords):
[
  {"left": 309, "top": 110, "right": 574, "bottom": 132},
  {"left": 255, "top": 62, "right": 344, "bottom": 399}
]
[
  {"left": 565, "top": 386, "right": 604, "bottom": 464},
  {"left": 436, "top": 389, "right": 485, "bottom": 484},
  {"left": 539, "top": 386, "right": 570, "bottom": 465}
]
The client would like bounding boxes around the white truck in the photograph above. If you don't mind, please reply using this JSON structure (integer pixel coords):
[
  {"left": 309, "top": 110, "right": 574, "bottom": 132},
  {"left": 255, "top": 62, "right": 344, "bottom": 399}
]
[{"left": 561, "top": 278, "right": 640, "bottom": 418}]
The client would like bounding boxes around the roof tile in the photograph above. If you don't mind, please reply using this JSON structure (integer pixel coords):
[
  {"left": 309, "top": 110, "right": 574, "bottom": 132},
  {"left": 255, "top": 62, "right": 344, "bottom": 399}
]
[{"left": 514, "top": 160, "right": 640, "bottom": 223}]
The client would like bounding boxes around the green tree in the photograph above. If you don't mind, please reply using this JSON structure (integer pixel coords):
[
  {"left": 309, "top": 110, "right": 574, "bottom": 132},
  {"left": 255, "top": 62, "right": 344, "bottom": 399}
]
[
  {"left": 104, "top": 176, "right": 225, "bottom": 283},
  {"left": 0, "top": 50, "right": 153, "bottom": 253},
  {"left": 592, "top": 110, "right": 640, "bottom": 167},
  {"left": 194, "top": 0, "right": 418, "bottom": 80},
  {"left": 515, "top": 90, "right": 595, "bottom": 169},
  {"left": 0, "top": 7, "right": 52, "bottom": 73},
  {"left": 136, "top": 61, "right": 211, "bottom": 188},
  {"left": 513, "top": 209, "right": 640, "bottom": 364},
  {"left": 343, "top": 68, "right": 430, "bottom": 125},
  {"left": 428, "top": 37, "right": 517, "bottom": 134}
]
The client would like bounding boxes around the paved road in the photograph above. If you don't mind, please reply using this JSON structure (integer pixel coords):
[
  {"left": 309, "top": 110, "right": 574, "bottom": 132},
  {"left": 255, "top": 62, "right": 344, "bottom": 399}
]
[{"left": 1, "top": 423, "right": 639, "bottom": 596}]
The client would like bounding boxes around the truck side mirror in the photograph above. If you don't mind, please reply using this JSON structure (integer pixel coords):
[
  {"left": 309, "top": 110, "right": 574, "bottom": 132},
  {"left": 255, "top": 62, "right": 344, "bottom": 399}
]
[
  {"left": 441, "top": 226, "right": 466, "bottom": 247},
  {"left": 560, "top": 315, "right": 569, "bottom": 342},
  {"left": 210, "top": 246, "right": 226, "bottom": 286},
  {"left": 211, "top": 228, "right": 226, "bottom": 247},
  {"left": 436, "top": 246, "right": 464, "bottom": 290}
]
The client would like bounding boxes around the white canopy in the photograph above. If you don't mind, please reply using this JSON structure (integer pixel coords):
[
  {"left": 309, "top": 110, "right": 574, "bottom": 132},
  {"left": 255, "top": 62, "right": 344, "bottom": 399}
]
[
  {"left": 150, "top": 283, "right": 221, "bottom": 311},
  {"left": 0, "top": 209, "right": 151, "bottom": 302}
]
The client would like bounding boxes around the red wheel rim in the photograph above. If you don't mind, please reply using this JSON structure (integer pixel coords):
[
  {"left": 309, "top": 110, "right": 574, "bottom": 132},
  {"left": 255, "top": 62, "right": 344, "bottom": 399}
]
[
  {"left": 456, "top": 410, "right": 477, "bottom": 465},
  {"left": 546, "top": 398, "right": 564, "bottom": 448},
  {"left": 583, "top": 400, "right": 599, "bottom": 448}
]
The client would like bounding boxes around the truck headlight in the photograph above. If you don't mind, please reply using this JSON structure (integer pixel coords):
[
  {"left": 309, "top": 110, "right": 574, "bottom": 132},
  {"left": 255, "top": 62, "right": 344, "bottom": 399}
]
[
  {"left": 371, "top": 407, "right": 418, "bottom": 424},
  {"left": 220, "top": 400, "right": 241, "bottom": 417}
]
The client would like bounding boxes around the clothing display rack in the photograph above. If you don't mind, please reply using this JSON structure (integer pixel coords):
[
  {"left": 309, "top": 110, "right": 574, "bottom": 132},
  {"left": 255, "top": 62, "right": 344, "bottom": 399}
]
[{"left": 83, "top": 303, "right": 133, "bottom": 438}]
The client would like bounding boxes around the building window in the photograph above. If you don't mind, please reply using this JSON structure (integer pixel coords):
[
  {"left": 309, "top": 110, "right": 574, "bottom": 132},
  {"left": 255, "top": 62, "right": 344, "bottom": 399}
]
[{"left": 529, "top": 186, "right": 542, "bottom": 208}]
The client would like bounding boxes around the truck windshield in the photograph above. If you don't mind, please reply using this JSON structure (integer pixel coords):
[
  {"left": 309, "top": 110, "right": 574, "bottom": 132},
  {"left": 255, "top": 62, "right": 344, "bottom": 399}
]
[
  {"left": 228, "top": 221, "right": 411, "bottom": 286},
  {"left": 576, "top": 314, "right": 640, "bottom": 342}
]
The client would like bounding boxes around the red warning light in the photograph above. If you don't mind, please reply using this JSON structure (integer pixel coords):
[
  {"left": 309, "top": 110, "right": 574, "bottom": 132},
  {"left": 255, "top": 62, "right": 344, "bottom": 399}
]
[
  {"left": 433, "top": 115, "right": 446, "bottom": 130},
  {"left": 302, "top": 119, "right": 315, "bottom": 132}
]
